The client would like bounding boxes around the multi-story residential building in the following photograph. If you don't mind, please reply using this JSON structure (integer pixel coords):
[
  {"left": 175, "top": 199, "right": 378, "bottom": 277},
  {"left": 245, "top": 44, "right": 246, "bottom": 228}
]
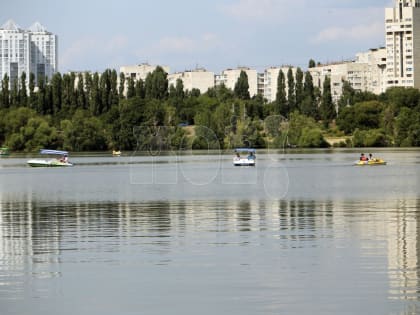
[
  {"left": 385, "top": 0, "right": 420, "bottom": 89},
  {"left": 215, "top": 67, "right": 258, "bottom": 97},
  {"left": 355, "top": 48, "right": 387, "bottom": 95},
  {"left": 0, "top": 20, "right": 57, "bottom": 88},
  {"left": 262, "top": 66, "right": 297, "bottom": 103},
  {"left": 310, "top": 62, "right": 371, "bottom": 104},
  {"left": 119, "top": 63, "right": 170, "bottom": 81},
  {"left": 308, "top": 48, "right": 387, "bottom": 105},
  {"left": 168, "top": 68, "right": 214, "bottom": 94}
]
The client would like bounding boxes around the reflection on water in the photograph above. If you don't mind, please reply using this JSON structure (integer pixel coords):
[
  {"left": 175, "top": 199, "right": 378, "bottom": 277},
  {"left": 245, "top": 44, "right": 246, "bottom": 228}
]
[
  {"left": 1, "top": 150, "right": 420, "bottom": 314},
  {"left": 1, "top": 196, "right": 420, "bottom": 314}
]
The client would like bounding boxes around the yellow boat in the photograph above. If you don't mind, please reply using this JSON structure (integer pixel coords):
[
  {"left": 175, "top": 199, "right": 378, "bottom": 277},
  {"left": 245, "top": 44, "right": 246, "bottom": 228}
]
[
  {"left": 354, "top": 158, "right": 387, "bottom": 166},
  {"left": 112, "top": 150, "right": 122, "bottom": 156}
]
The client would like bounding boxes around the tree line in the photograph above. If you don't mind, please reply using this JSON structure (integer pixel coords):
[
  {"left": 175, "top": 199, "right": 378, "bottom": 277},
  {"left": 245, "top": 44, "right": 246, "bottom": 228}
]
[{"left": 0, "top": 63, "right": 420, "bottom": 152}]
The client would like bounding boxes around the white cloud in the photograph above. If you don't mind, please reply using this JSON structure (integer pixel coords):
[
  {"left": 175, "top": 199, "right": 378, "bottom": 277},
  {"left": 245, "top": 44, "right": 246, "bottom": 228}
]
[{"left": 312, "top": 22, "right": 384, "bottom": 44}]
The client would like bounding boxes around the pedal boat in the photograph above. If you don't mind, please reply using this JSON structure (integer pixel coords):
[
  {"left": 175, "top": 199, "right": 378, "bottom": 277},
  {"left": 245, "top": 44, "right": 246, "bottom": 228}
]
[
  {"left": 354, "top": 158, "right": 387, "bottom": 166},
  {"left": 233, "top": 148, "right": 256, "bottom": 166}
]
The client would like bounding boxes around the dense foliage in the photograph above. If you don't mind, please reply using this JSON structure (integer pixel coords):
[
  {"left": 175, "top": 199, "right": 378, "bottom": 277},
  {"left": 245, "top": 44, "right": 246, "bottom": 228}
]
[{"left": 1, "top": 66, "right": 420, "bottom": 152}]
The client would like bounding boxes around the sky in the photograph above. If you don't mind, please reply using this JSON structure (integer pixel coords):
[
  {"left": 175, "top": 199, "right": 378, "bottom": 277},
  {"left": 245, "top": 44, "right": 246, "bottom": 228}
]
[{"left": 1, "top": 0, "right": 395, "bottom": 74}]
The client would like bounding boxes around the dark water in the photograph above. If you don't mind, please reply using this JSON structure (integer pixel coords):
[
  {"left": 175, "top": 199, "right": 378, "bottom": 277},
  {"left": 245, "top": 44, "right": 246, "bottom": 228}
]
[{"left": 1, "top": 149, "right": 420, "bottom": 315}]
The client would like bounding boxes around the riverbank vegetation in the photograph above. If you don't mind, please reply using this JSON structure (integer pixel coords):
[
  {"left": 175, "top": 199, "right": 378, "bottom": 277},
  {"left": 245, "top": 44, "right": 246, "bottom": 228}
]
[{"left": 0, "top": 67, "right": 419, "bottom": 152}]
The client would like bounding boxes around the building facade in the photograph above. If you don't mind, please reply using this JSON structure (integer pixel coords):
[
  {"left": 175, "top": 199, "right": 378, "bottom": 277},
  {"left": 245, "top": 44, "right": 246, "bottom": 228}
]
[
  {"left": 120, "top": 63, "right": 170, "bottom": 81},
  {"left": 215, "top": 67, "right": 258, "bottom": 97},
  {"left": 262, "top": 66, "right": 297, "bottom": 103},
  {"left": 385, "top": 0, "right": 420, "bottom": 89},
  {"left": 168, "top": 68, "right": 215, "bottom": 94},
  {"left": 0, "top": 20, "right": 57, "bottom": 88}
]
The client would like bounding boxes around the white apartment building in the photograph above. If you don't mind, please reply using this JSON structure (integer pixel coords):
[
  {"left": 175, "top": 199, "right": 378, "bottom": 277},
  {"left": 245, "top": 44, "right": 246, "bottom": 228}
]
[
  {"left": 262, "top": 66, "right": 297, "bottom": 103},
  {"left": 310, "top": 62, "right": 371, "bottom": 104},
  {"left": 308, "top": 48, "right": 387, "bottom": 104},
  {"left": 120, "top": 63, "right": 170, "bottom": 81},
  {"left": 385, "top": 0, "right": 420, "bottom": 89},
  {"left": 168, "top": 68, "right": 214, "bottom": 94},
  {"left": 215, "top": 67, "right": 258, "bottom": 97},
  {"left": 355, "top": 48, "right": 387, "bottom": 95},
  {"left": 0, "top": 20, "right": 57, "bottom": 88}
]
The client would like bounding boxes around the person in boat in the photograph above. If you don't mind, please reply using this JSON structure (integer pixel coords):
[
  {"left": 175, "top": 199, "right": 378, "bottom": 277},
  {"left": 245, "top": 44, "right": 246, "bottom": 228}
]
[
  {"left": 60, "top": 154, "right": 69, "bottom": 163},
  {"left": 236, "top": 152, "right": 241, "bottom": 159},
  {"left": 360, "top": 153, "right": 368, "bottom": 161},
  {"left": 247, "top": 151, "right": 255, "bottom": 160}
]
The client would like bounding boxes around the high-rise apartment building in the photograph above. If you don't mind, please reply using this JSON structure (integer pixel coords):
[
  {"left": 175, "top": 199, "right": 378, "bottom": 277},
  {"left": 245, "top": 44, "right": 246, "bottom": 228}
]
[
  {"left": 0, "top": 20, "right": 57, "bottom": 88},
  {"left": 385, "top": 0, "right": 420, "bottom": 88}
]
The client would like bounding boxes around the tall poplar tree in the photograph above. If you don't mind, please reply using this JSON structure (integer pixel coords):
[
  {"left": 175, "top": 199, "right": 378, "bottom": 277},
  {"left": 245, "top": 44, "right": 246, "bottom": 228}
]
[
  {"left": 320, "top": 76, "right": 336, "bottom": 124},
  {"left": 301, "top": 71, "right": 318, "bottom": 118},
  {"left": 76, "top": 73, "right": 86, "bottom": 109},
  {"left": 119, "top": 72, "right": 125, "bottom": 99},
  {"left": 28, "top": 73, "right": 36, "bottom": 110},
  {"left": 144, "top": 66, "right": 168, "bottom": 100},
  {"left": 127, "top": 77, "right": 135, "bottom": 99},
  {"left": 0, "top": 74, "right": 9, "bottom": 109},
  {"left": 276, "top": 70, "right": 287, "bottom": 116},
  {"left": 287, "top": 68, "right": 296, "bottom": 113},
  {"left": 234, "top": 70, "right": 250, "bottom": 100},
  {"left": 295, "top": 67, "right": 304, "bottom": 110},
  {"left": 51, "top": 73, "right": 62, "bottom": 114},
  {"left": 19, "top": 72, "right": 28, "bottom": 106},
  {"left": 135, "top": 79, "right": 145, "bottom": 99},
  {"left": 10, "top": 79, "right": 19, "bottom": 107}
]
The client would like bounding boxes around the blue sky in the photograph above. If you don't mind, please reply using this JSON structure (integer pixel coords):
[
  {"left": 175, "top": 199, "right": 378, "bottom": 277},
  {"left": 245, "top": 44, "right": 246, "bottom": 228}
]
[{"left": 1, "top": 0, "right": 394, "bottom": 73}]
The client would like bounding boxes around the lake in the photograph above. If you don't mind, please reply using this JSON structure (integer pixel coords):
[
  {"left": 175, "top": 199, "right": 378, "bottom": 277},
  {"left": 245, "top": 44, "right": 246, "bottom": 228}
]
[{"left": 1, "top": 149, "right": 420, "bottom": 315}]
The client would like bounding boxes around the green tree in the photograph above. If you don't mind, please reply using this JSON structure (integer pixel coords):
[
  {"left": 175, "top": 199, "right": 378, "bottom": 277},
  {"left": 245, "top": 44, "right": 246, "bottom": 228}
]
[
  {"left": 295, "top": 67, "right": 304, "bottom": 111},
  {"left": 19, "top": 72, "right": 28, "bottom": 106},
  {"left": 119, "top": 72, "right": 125, "bottom": 99},
  {"left": 36, "top": 76, "right": 46, "bottom": 114},
  {"left": 89, "top": 72, "right": 101, "bottom": 115},
  {"left": 234, "top": 70, "right": 250, "bottom": 100},
  {"left": 337, "top": 80, "right": 355, "bottom": 110},
  {"left": 395, "top": 107, "right": 420, "bottom": 146},
  {"left": 28, "top": 73, "right": 36, "bottom": 110},
  {"left": 145, "top": 66, "right": 169, "bottom": 100},
  {"left": 51, "top": 73, "right": 62, "bottom": 114},
  {"left": 135, "top": 79, "right": 145, "bottom": 99},
  {"left": 127, "top": 77, "right": 135, "bottom": 99},
  {"left": 276, "top": 70, "right": 288, "bottom": 116},
  {"left": 308, "top": 59, "right": 316, "bottom": 68},
  {"left": 319, "top": 77, "right": 336, "bottom": 124},
  {"left": 336, "top": 106, "right": 355, "bottom": 134},
  {"left": 1, "top": 74, "right": 10, "bottom": 109},
  {"left": 10, "top": 78, "right": 19, "bottom": 107},
  {"left": 110, "top": 69, "right": 119, "bottom": 107},
  {"left": 301, "top": 71, "right": 317, "bottom": 118},
  {"left": 175, "top": 78, "right": 185, "bottom": 99},
  {"left": 287, "top": 68, "right": 296, "bottom": 112},
  {"left": 76, "top": 73, "right": 86, "bottom": 109}
]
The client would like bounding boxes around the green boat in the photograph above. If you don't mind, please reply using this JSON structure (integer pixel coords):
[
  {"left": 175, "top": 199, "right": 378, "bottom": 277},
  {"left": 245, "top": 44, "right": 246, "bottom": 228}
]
[
  {"left": 0, "top": 147, "right": 10, "bottom": 156},
  {"left": 27, "top": 149, "right": 73, "bottom": 167}
]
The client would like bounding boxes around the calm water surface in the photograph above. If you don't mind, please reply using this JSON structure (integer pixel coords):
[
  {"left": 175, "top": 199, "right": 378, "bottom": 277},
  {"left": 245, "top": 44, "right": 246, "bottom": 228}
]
[{"left": 1, "top": 149, "right": 420, "bottom": 315}]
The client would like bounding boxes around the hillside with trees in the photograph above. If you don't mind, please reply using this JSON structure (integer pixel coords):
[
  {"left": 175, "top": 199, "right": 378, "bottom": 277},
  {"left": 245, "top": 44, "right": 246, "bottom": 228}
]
[{"left": 0, "top": 65, "right": 420, "bottom": 152}]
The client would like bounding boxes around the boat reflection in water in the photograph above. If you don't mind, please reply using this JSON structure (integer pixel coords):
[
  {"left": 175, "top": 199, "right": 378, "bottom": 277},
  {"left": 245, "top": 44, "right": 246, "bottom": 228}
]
[{"left": 1, "top": 195, "right": 420, "bottom": 315}]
